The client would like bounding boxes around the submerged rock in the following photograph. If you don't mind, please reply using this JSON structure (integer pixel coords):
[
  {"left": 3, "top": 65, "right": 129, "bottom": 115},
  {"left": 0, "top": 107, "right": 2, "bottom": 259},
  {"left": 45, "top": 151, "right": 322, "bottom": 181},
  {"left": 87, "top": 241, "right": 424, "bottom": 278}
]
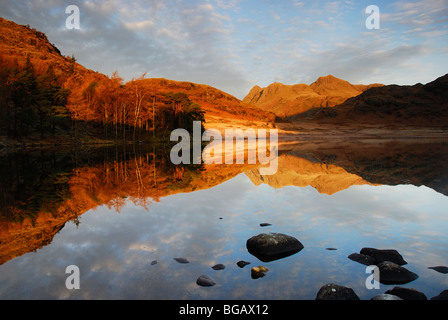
[
  {"left": 260, "top": 223, "right": 272, "bottom": 227},
  {"left": 315, "top": 284, "right": 360, "bottom": 300},
  {"left": 348, "top": 253, "right": 376, "bottom": 266},
  {"left": 348, "top": 247, "right": 408, "bottom": 266},
  {"left": 377, "top": 261, "right": 418, "bottom": 285},
  {"left": 360, "top": 248, "right": 407, "bottom": 265},
  {"left": 428, "top": 266, "right": 448, "bottom": 274},
  {"left": 196, "top": 275, "right": 216, "bottom": 287},
  {"left": 246, "top": 233, "right": 304, "bottom": 262},
  {"left": 174, "top": 258, "right": 190, "bottom": 264},
  {"left": 385, "top": 287, "right": 427, "bottom": 300},
  {"left": 237, "top": 260, "right": 251, "bottom": 268},
  {"left": 211, "top": 264, "right": 225, "bottom": 270}
]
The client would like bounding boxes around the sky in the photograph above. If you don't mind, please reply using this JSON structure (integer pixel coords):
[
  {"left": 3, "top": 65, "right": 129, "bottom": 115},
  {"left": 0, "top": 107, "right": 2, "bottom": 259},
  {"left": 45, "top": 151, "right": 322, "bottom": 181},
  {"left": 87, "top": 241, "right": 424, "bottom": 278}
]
[{"left": 1, "top": 0, "right": 447, "bottom": 99}]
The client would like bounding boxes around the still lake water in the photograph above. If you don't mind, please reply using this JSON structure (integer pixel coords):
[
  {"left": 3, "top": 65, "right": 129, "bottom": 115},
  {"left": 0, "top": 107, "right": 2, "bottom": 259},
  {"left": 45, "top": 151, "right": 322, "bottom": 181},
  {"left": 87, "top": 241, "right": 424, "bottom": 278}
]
[{"left": 0, "top": 139, "right": 447, "bottom": 300}]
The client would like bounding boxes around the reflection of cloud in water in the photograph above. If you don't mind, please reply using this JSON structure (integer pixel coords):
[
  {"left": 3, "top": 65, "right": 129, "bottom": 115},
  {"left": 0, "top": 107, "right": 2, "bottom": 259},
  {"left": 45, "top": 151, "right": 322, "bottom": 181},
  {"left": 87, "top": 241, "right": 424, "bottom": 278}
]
[{"left": 1, "top": 172, "right": 448, "bottom": 299}]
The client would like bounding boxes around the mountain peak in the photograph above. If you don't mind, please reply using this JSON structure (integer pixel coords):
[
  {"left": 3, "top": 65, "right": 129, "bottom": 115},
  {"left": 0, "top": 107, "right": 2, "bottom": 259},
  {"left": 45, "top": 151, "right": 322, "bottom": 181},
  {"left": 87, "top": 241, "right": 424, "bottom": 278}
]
[
  {"left": 310, "top": 75, "right": 360, "bottom": 96},
  {"left": 243, "top": 75, "right": 378, "bottom": 117},
  {"left": 314, "top": 74, "right": 339, "bottom": 82}
]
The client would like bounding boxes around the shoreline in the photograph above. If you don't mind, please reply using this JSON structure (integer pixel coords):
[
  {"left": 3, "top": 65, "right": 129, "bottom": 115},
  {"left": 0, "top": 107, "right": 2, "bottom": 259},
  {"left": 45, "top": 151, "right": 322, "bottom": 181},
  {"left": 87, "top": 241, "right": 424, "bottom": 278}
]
[{"left": 1, "top": 121, "right": 447, "bottom": 152}]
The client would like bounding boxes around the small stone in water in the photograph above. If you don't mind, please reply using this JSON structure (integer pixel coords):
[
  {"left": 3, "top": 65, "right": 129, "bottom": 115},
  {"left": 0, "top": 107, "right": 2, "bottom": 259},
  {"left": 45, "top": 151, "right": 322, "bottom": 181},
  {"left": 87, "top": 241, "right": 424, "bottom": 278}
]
[
  {"left": 237, "top": 260, "right": 251, "bottom": 268},
  {"left": 174, "top": 258, "right": 190, "bottom": 264},
  {"left": 196, "top": 275, "right": 216, "bottom": 287},
  {"left": 251, "top": 266, "right": 268, "bottom": 279},
  {"left": 212, "top": 264, "right": 225, "bottom": 270},
  {"left": 428, "top": 266, "right": 448, "bottom": 274},
  {"left": 260, "top": 223, "right": 272, "bottom": 227}
]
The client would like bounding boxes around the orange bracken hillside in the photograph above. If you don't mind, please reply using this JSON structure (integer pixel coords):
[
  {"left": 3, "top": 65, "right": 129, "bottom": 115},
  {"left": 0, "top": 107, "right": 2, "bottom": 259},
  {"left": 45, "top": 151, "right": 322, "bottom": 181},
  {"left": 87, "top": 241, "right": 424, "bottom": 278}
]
[
  {"left": 124, "top": 78, "right": 276, "bottom": 126},
  {"left": 0, "top": 16, "right": 275, "bottom": 144}
]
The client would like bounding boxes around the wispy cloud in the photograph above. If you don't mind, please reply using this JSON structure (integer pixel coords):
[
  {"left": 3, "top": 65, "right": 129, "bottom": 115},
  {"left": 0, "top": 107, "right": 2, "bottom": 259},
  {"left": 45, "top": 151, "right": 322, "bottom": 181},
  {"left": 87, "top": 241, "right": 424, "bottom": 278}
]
[
  {"left": 0, "top": 0, "right": 446, "bottom": 98},
  {"left": 382, "top": 0, "right": 448, "bottom": 35}
]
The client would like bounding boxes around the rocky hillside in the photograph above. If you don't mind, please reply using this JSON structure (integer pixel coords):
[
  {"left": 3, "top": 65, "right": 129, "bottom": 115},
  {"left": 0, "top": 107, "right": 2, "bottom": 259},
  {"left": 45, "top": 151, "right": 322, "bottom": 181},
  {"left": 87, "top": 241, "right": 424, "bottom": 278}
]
[
  {"left": 243, "top": 75, "right": 382, "bottom": 118},
  {"left": 316, "top": 74, "right": 448, "bottom": 126},
  {"left": 0, "top": 16, "right": 105, "bottom": 86}
]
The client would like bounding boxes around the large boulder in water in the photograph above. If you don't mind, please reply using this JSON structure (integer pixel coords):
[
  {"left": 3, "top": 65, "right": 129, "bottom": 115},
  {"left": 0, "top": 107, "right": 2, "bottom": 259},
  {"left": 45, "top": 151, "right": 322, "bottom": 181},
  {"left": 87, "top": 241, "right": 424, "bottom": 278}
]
[
  {"left": 370, "top": 294, "right": 403, "bottom": 300},
  {"left": 360, "top": 247, "right": 407, "bottom": 265},
  {"left": 377, "top": 261, "right": 418, "bottom": 285},
  {"left": 430, "top": 290, "right": 448, "bottom": 300},
  {"left": 385, "top": 287, "right": 427, "bottom": 300},
  {"left": 315, "top": 284, "right": 360, "bottom": 300},
  {"left": 348, "top": 247, "right": 408, "bottom": 266},
  {"left": 246, "top": 233, "right": 304, "bottom": 262},
  {"left": 348, "top": 253, "right": 376, "bottom": 266}
]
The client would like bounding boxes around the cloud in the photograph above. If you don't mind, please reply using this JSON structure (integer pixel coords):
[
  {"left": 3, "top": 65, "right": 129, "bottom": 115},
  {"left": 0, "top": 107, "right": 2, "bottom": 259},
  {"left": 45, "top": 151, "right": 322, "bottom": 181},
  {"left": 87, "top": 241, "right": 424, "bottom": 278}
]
[
  {"left": 382, "top": 0, "right": 448, "bottom": 35},
  {"left": 282, "top": 35, "right": 429, "bottom": 85},
  {"left": 0, "top": 0, "right": 446, "bottom": 98},
  {"left": 0, "top": 0, "right": 250, "bottom": 97},
  {"left": 293, "top": 1, "right": 305, "bottom": 8},
  {"left": 123, "top": 19, "right": 155, "bottom": 31}
]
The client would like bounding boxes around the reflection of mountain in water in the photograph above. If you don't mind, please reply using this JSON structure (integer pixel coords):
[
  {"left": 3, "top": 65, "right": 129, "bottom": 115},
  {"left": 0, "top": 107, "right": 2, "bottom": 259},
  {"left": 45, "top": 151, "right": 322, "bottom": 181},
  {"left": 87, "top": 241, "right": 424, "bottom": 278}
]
[
  {"left": 248, "top": 139, "right": 448, "bottom": 196},
  {"left": 0, "top": 139, "right": 447, "bottom": 265},
  {"left": 246, "top": 153, "right": 375, "bottom": 195}
]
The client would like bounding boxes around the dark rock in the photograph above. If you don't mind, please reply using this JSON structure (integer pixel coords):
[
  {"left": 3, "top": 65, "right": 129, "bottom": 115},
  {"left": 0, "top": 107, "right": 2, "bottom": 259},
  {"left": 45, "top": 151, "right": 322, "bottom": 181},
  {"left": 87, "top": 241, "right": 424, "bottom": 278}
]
[
  {"left": 315, "top": 283, "right": 360, "bottom": 300},
  {"left": 385, "top": 287, "right": 427, "bottom": 300},
  {"left": 370, "top": 294, "right": 403, "bottom": 300},
  {"left": 360, "top": 248, "right": 407, "bottom": 265},
  {"left": 348, "top": 253, "right": 376, "bottom": 266},
  {"left": 174, "top": 258, "right": 190, "bottom": 264},
  {"left": 428, "top": 266, "right": 448, "bottom": 274},
  {"left": 377, "top": 261, "right": 418, "bottom": 284},
  {"left": 211, "top": 264, "right": 225, "bottom": 270},
  {"left": 150, "top": 260, "right": 157, "bottom": 265},
  {"left": 430, "top": 290, "right": 448, "bottom": 300},
  {"left": 260, "top": 223, "right": 272, "bottom": 227},
  {"left": 237, "top": 260, "right": 251, "bottom": 268},
  {"left": 246, "top": 233, "right": 304, "bottom": 262},
  {"left": 196, "top": 275, "right": 216, "bottom": 287}
]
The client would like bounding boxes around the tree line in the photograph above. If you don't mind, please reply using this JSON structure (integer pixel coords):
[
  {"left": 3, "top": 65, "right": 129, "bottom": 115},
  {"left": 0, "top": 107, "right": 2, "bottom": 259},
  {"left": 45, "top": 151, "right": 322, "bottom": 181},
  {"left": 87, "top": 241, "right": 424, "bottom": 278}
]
[{"left": 0, "top": 54, "right": 205, "bottom": 142}]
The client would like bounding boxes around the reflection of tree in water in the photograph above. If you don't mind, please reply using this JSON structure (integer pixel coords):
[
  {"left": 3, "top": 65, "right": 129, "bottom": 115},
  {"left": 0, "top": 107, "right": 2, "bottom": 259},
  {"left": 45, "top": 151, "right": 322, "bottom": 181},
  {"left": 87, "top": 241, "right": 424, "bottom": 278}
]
[
  {"left": 0, "top": 144, "right": 207, "bottom": 224},
  {"left": 1, "top": 139, "right": 447, "bottom": 265},
  {"left": 0, "top": 143, "right": 253, "bottom": 265}
]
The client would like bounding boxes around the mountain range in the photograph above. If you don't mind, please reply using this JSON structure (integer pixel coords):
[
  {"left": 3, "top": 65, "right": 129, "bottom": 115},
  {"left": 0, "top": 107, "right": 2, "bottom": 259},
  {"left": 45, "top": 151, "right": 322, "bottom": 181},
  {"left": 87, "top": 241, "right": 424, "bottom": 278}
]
[
  {"left": 317, "top": 74, "right": 448, "bottom": 126},
  {"left": 243, "top": 75, "right": 383, "bottom": 118},
  {"left": 244, "top": 73, "right": 448, "bottom": 126},
  {"left": 1, "top": 15, "right": 447, "bottom": 145}
]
